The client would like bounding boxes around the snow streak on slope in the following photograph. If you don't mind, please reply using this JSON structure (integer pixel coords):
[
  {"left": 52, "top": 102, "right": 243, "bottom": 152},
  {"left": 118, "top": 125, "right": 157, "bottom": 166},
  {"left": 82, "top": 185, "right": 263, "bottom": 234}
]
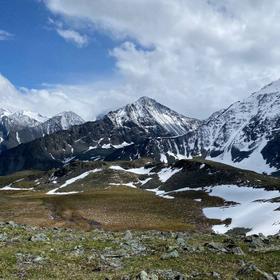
[
  {"left": 158, "top": 168, "right": 182, "bottom": 182},
  {"left": 47, "top": 169, "right": 102, "bottom": 195}
]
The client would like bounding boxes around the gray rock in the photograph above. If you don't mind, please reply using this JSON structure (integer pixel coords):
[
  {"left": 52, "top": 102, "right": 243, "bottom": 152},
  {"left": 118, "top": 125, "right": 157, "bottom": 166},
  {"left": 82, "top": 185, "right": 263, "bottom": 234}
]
[
  {"left": 237, "top": 263, "right": 274, "bottom": 280},
  {"left": 124, "top": 230, "right": 133, "bottom": 241},
  {"left": 29, "top": 233, "right": 49, "bottom": 242},
  {"left": 230, "top": 246, "right": 245, "bottom": 256},
  {"left": 124, "top": 239, "right": 147, "bottom": 256},
  {"left": 136, "top": 271, "right": 149, "bottom": 280},
  {"left": 106, "top": 258, "right": 123, "bottom": 269},
  {"left": 237, "top": 263, "right": 258, "bottom": 275},
  {"left": 211, "top": 271, "right": 221, "bottom": 279},
  {"left": 250, "top": 245, "right": 280, "bottom": 253},
  {"left": 0, "top": 233, "right": 8, "bottom": 242},
  {"left": 16, "top": 253, "right": 45, "bottom": 265},
  {"left": 6, "top": 221, "right": 16, "bottom": 227},
  {"left": 71, "top": 245, "right": 85, "bottom": 256},
  {"left": 33, "top": 256, "right": 45, "bottom": 264},
  {"left": 244, "top": 235, "right": 264, "bottom": 248},
  {"left": 153, "top": 269, "right": 185, "bottom": 280},
  {"left": 161, "top": 250, "right": 179, "bottom": 260},
  {"left": 273, "top": 272, "right": 280, "bottom": 280},
  {"left": 205, "top": 242, "right": 227, "bottom": 253},
  {"left": 176, "top": 237, "right": 186, "bottom": 247}
]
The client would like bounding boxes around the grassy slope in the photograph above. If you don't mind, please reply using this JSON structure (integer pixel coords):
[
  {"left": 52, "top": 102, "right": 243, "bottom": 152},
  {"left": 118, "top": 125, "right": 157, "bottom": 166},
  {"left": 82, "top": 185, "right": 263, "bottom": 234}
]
[
  {"left": 0, "top": 187, "right": 217, "bottom": 232},
  {"left": 0, "top": 158, "right": 279, "bottom": 233}
]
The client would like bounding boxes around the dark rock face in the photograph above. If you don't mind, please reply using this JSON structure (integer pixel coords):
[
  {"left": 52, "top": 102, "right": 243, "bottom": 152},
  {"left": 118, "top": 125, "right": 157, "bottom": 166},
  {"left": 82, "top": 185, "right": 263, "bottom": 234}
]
[
  {"left": 262, "top": 132, "right": 280, "bottom": 170},
  {"left": 0, "top": 117, "right": 149, "bottom": 174}
]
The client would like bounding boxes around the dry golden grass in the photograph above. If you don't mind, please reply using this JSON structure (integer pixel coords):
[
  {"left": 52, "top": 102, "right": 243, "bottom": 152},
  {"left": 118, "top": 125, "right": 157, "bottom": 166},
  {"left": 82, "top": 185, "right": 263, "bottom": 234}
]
[{"left": 0, "top": 187, "right": 213, "bottom": 232}]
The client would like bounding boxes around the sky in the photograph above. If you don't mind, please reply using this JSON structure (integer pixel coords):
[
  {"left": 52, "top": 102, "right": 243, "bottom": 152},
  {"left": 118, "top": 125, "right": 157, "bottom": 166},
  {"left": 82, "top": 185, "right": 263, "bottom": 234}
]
[{"left": 1, "top": 0, "right": 280, "bottom": 120}]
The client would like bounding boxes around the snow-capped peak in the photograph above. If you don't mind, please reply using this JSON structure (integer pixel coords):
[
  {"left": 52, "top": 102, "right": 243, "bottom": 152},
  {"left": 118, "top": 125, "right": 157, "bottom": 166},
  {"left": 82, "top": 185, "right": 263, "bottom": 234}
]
[
  {"left": 198, "top": 79, "right": 280, "bottom": 173},
  {"left": 15, "top": 110, "right": 48, "bottom": 123},
  {"left": 134, "top": 96, "right": 158, "bottom": 106},
  {"left": 8, "top": 111, "right": 42, "bottom": 128},
  {"left": 255, "top": 79, "right": 280, "bottom": 96},
  {"left": 53, "top": 111, "right": 85, "bottom": 130},
  {"left": 0, "top": 108, "right": 11, "bottom": 118},
  {"left": 107, "top": 96, "right": 201, "bottom": 136}
]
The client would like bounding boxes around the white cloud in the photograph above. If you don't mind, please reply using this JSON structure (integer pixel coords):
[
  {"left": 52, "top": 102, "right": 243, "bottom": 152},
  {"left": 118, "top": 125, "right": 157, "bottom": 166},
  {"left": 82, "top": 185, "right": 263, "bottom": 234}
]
[
  {"left": 0, "top": 74, "right": 132, "bottom": 120},
  {"left": 48, "top": 18, "right": 89, "bottom": 47},
  {"left": 41, "top": 0, "right": 280, "bottom": 118},
  {"left": 56, "top": 28, "right": 88, "bottom": 47},
  {"left": 0, "top": 30, "right": 13, "bottom": 41}
]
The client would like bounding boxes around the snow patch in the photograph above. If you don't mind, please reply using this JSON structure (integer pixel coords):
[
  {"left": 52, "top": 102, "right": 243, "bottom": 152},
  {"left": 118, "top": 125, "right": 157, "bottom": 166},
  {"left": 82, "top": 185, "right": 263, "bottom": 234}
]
[
  {"left": 160, "top": 153, "right": 168, "bottom": 163},
  {"left": 112, "top": 141, "right": 134, "bottom": 149},
  {"left": 146, "top": 188, "right": 174, "bottom": 199},
  {"left": 16, "top": 132, "right": 21, "bottom": 144},
  {"left": 157, "top": 167, "right": 182, "bottom": 182},
  {"left": 109, "top": 166, "right": 153, "bottom": 175},
  {"left": 1, "top": 184, "right": 34, "bottom": 191},
  {"left": 202, "top": 185, "right": 280, "bottom": 236},
  {"left": 109, "top": 182, "right": 137, "bottom": 189},
  {"left": 47, "top": 169, "right": 102, "bottom": 195}
]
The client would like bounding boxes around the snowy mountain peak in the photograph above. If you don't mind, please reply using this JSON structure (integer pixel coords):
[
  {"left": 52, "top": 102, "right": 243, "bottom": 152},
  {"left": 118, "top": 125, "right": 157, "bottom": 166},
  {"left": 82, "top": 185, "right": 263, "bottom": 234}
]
[
  {"left": 107, "top": 97, "right": 201, "bottom": 136},
  {"left": 14, "top": 110, "right": 48, "bottom": 123},
  {"left": 259, "top": 79, "right": 280, "bottom": 93},
  {"left": 135, "top": 96, "right": 157, "bottom": 105},
  {"left": 53, "top": 111, "right": 85, "bottom": 130},
  {"left": 0, "top": 108, "right": 11, "bottom": 118},
  {"left": 9, "top": 111, "right": 42, "bottom": 128},
  {"left": 250, "top": 79, "right": 280, "bottom": 99}
]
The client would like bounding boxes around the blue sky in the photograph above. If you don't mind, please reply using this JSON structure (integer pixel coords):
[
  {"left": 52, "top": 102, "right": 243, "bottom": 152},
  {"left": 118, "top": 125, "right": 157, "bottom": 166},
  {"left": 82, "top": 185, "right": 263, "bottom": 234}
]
[
  {"left": 0, "top": 0, "right": 116, "bottom": 88},
  {"left": 0, "top": 0, "right": 280, "bottom": 120}
]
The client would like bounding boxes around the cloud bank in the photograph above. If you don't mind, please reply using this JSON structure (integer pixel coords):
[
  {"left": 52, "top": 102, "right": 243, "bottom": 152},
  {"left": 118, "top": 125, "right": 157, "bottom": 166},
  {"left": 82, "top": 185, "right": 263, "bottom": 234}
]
[
  {"left": 43, "top": 0, "right": 280, "bottom": 118},
  {"left": 3, "top": 1, "right": 280, "bottom": 120},
  {"left": 0, "top": 74, "right": 133, "bottom": 120}
]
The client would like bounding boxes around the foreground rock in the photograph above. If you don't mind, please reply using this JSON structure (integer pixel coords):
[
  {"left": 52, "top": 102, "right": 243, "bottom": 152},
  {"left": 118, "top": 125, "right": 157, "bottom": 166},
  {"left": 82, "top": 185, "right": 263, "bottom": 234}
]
[{"left": 0, "top": 221, "right": 279, "bottom": 279}]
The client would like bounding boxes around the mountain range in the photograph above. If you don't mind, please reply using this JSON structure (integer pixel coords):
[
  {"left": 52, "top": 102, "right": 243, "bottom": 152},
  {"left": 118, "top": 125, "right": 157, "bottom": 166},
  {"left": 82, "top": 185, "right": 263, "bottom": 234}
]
[
  {"left": 0, "top": 110, "right": 84, "bottom": 153},
  {"left": 0, "top": 80, "right": 279, "bottom": 176}
]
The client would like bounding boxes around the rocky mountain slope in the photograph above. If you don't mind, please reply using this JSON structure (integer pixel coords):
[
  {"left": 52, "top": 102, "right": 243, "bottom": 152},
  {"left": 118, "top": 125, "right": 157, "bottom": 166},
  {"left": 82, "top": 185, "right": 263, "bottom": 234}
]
[
  {"left": 107, "top": 96, "right": 201, "bottom": 136},
  {"left": 0, "top": 80, "right": 280, "bottom": 175},
  {"left": 202, "top": 80, "right": 280, "bottom": 174},
  {"left": 0, "top": 110, "right": 84, "bottom": 153}
]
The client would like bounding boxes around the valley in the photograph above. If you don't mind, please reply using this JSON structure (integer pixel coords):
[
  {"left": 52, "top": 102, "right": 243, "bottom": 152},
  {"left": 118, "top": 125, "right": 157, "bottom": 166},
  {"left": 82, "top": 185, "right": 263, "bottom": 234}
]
[{"left": 0, "top": 81, "right": 280, "bottom": 279}]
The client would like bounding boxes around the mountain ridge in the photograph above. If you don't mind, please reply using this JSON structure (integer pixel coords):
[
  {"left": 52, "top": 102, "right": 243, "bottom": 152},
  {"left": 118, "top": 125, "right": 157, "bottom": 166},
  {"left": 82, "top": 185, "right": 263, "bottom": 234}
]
[
  {"left": 0, "top": 109, "right": 85, "bottom": 154},
  {"left": 0, "top": 81, "right": 279, "bottom": 175}
]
